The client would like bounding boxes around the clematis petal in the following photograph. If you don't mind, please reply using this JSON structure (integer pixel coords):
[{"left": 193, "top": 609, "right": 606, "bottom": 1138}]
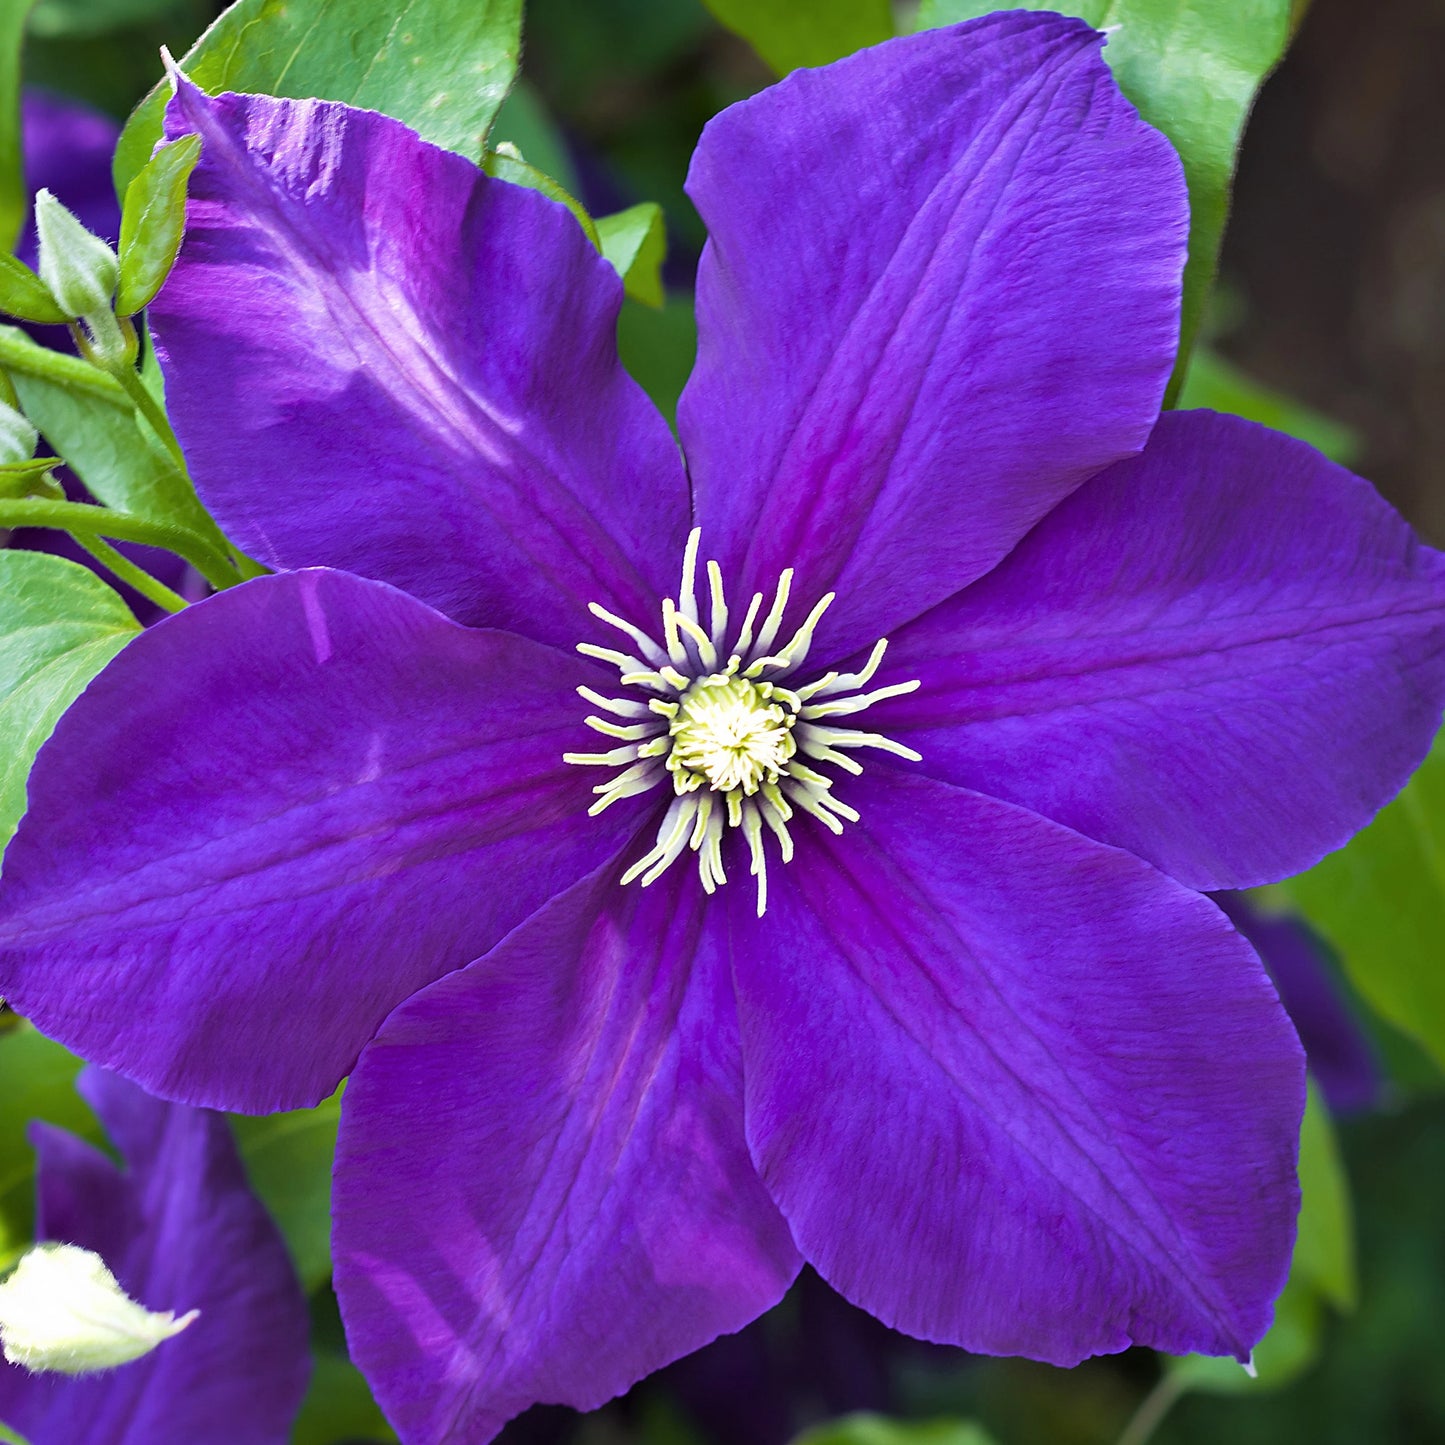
[
  {"left": 0, "top": 569, "right": 642, "bottom": 1113},
  {"left": 681, "top": 13, "right": 1186, "bottom": 658},
  {"left": 334, "top": 861, "right": 801, "bottom": 1445},
  {"left": 873, "top": 410, "right": 1445, "bottom": 890},
  {"left": 151, "top": 82, "right": 688, "bottom": 645},
  {"left": 0, "top": 1068, "right": 309, "bottom": 1445},
  {"left": 731, "top": 768, "right": 1303, "bottom": 1365}
]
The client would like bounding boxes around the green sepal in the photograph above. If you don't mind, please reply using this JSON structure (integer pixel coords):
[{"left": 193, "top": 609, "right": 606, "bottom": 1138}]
[
  {"left": 597, "top": 203, "right": 667, "bottom": 308},
  {"left": 116, "top": 133, "right": 203, "bottom": 318},
  {"left": 0, "top": 253, "right": 69, "bottom": 327},
  {"left": 0, "top": 459, "right": 62, "bottom": 499}
]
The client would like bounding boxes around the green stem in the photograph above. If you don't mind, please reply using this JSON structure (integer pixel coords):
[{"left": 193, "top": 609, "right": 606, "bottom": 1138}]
[
  {"left": 0, "top": 1421, "right": 34, "bottom": 1445},
  {"left": 0, "top": 497, "right": 238, "bottom": 592},
  {"left": 70, "top": 532, "right": 189, "bottom": 614},
  {"left": 109, "top": 350, "right": 189, "bottom": 478},
  {"left": 1116, "top": 1371, "right": 1190, "bottom": 1445}
]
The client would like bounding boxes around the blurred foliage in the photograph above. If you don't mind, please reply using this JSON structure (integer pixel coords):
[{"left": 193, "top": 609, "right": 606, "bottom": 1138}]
[
  {"left": 0, "top": 0, "right": 32, "bottom": 253},
  {"left": 791, "top": 1416, "right": 997, "bottom": 1445},
  {"left": 701, "top": 0, "right": 894, "bottom": 74}
]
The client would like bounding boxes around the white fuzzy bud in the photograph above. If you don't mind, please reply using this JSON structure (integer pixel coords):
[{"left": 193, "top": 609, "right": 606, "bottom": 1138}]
[
  {"left": 0, "top": 1243, "right": 198, "bottom": 1375},
  {"left": 33, "top": 189, "right": 119, "bottom": 320},
  {"left": 0, "top": 400, "right": 37, "bottom": 466}
]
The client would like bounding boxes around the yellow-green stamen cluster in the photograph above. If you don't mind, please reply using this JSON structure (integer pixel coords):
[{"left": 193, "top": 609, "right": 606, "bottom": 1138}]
[{"left": 564, "top": 529, "right": 920, "bottom": 915}]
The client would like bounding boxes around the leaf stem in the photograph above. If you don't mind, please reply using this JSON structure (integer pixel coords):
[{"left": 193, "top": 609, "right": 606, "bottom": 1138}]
[
  {"left": 70, "top": 533, "right": 190, "bottom": 614},
  {"left": 0, "top": 1421, "right": 33, "bottom": 1445},
  {"left": 1116, "top": 1370, "right": 1190, "bottom": 1445},
  {"left": 0, "top": 497, "right": 238, "bottom": 592}
]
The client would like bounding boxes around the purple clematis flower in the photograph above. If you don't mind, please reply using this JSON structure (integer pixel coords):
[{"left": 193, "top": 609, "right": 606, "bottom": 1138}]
[
  {"left": 0, "top": 1067, "right": 310, "bottom": 1444},
  {"left": 1, "top": 12, "right": 1444, "bottom": 1441}
]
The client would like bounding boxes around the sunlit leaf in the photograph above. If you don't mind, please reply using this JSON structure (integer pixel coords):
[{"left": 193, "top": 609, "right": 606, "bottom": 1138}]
[
  {"left": 0, "top": 323, "right": 224, "bottom": 545},
  {"left": 231, "top": 1091, "right": 341, "bottom": 1294},
  {"left": 114, "top": 0, "right": 523, "bottom": 191},
  {"left": 703, "top": 0, "right": 893, "bottom": 74},
  {"left": 1286, "top": 729, "right": 1445, "bottom": 1071},
  {"left": 916, "top": 0, "right": 1294, "bottom": 401},
  {"left": 597, "top": 203, "right": 667, "bottom": 308},
  {"left": 0, "top": 551, "right": 139, "bottom": 860}
]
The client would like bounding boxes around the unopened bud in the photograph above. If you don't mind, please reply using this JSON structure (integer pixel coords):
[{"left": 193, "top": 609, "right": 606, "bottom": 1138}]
[
  {"left": 0, "top": 401, "right": 37, "bottom": 466},
  {"left": 0, "top": 1243, "right": 198, "bottom": 1374},
  {"left": 33, "top": 190, "right": 119, "bottom": 320}
]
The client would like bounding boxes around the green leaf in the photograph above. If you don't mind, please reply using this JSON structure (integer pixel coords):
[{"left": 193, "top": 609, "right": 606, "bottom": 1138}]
[
  {"left": 0, "top": 323, "right": 226, "bottom": 546},
  {"left": 0, "top": 551, "right": 139, "bottom": 859},
  {"left": 916, "top": 0, "right": 1294, "bottom": 401},
  {"left": 291, "top": 1351, "right": 397, "bottom": 1444},
  {"left": 0, "top": 253, "right": 68, "bottom": 327},
  {"left": 1285, "top": 726, "right": 1445, "bottom": 1071},
  {"left": 483, "top": 146, "right": 600, "bottom": 249},
  {"left": 1294, "top": 1080, "right": 1355, "bottom": 1310},
  {"left": 0, "top": 1024, "right": 104, "bottom": 1270},
  {"left": 293, "top": 1354, "right": 394, "bottom": 1443},
  {"left": 0, "top": 0, "right": 34, "bottom": 254},
  {"left": 597, "top": 203, "right": 667, "bottom": 308},
  {"left": 114, "top": 0, "right": 523, "bottom": 194},
  {"left": 116, "top": 133, "right": 202, "bottom": 318},
  {"left": 1166, "top": 1083, "right": 1354, "bottom": 1393},
  {"left": 617, "top": 293, "right": 697, "bottom": 427},
  {"left": 231, "top": 1090, "right": 341, "bottom": 1294},
  {"left": 703, "top": 0, "right": 893, "bottom": 74},
  {"left": 791, "top": 1417, "right": 997, "bottom": 1445},
  {"left": 1177, "top": 348, "right": 1358, "bottom": 464}
]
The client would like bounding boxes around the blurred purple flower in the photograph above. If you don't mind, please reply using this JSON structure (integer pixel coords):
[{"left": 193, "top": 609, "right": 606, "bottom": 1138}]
[
  {"left": 1, "top": 14, "right": 1444, "bottom": 1443},
  {"left": 0, "top": 1068, "right": 310, "bottom": 1444},
  {"left": 16, "top": 90, "right": 119, "bottom": 266},
  {"left": 1215, "top": 894, "right": 1382, "bottom": 1113}
]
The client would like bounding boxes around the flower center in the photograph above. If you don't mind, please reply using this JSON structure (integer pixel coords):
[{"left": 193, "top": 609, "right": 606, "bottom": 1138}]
[
  {"left": 669, "top": 675, "right": 796, "bottom": 794},
  {"left": 564, "top": 529, "right": 920, "bottom": 915}
]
